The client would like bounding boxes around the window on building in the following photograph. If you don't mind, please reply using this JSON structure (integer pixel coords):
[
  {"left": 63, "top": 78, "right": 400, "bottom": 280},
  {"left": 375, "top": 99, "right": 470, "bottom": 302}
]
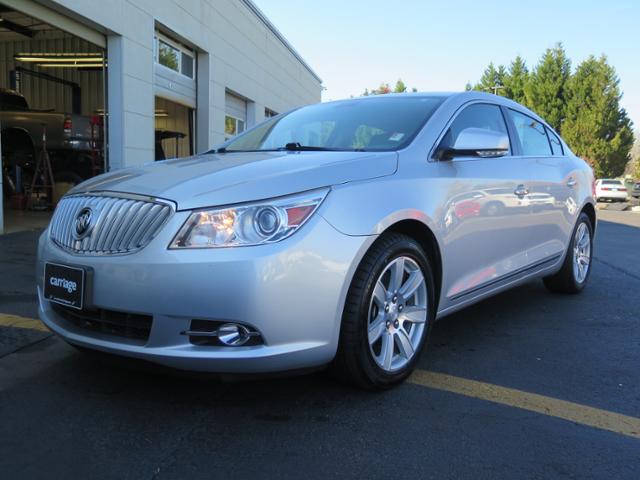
[
  {"left": 225, "top": 115, "right": 246, "bottom": 139},
  {"left": 265, "top": 108, "right": 278, "bottom": 118},
  {"left": 155, "top": 33, "right": 194, "bottom": 79}
]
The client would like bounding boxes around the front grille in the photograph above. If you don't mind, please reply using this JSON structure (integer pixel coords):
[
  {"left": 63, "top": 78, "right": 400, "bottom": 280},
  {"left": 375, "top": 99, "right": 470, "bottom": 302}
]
[
  {"left": 50, "top": 193, "right": 173, "bottom": 255},
  {"left": 51, "top": 303, "right": 153, "bottom": 342}
]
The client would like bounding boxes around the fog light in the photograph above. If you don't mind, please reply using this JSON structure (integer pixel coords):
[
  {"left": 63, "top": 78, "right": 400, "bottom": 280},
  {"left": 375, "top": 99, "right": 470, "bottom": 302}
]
[{"left": 217, "top": 323, "right": 251, "bottom": 346}]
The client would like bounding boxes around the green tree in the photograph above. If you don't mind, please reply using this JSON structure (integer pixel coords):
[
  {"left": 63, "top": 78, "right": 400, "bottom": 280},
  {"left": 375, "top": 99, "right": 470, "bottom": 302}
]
[
  {"left": 562, "top": 55, "right": 634, "bottom": 178},
  {"left": 630, "top": 131, "right": 640, "bottom": 179},
  {"left": 394, "top": 79, "right": 407, "bottom": 93},
  {"left": 524, "top": 43, "right": 571, "bottom": 131},
  {"left": 473, "top": 62, "right": 507, "bottom": 95},
  {"left": 503, "top": 56, "right": 529, "bottom": 104},
  {"left": 360, "top": 79, "right": 416, "bottom": 96}
]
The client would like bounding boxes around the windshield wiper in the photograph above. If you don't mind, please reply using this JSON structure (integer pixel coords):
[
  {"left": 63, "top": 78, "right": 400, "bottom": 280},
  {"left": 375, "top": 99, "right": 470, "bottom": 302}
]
[
  {"left": 213, "top": 144, "right": 363, "bottom": 154},
  {"left": 278, "top": 142, "right": 339, "bottom": 152}
]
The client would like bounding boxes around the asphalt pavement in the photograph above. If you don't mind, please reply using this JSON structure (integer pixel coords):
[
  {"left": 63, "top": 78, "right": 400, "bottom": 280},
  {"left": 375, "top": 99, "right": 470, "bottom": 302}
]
[{"left": 0, "top": 210, "right": 639, "bottom": 479}]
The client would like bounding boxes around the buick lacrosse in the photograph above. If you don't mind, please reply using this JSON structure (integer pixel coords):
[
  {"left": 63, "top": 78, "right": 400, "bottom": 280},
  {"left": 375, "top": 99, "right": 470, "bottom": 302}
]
[{"left": 37, "top": 92, "right": 595, "bottom": 389}]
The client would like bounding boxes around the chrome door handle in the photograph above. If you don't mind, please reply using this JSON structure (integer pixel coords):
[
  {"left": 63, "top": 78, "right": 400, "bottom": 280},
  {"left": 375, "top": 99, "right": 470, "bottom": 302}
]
[
  {"left": 566, "top": 178, "right": 577, "bottom": 188},
  {"left": 514, "top": 185, "right": 529, "bottom": 198}
]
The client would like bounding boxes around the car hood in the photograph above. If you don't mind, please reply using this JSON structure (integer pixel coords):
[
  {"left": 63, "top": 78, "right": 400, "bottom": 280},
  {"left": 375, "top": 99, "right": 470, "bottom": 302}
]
[{"left": 70, "top": 151, "right": 398, "bottom": 210}]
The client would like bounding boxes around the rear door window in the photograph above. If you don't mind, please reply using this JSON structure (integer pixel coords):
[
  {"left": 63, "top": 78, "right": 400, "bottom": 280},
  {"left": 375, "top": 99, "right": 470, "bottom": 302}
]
[{"left": 508, "top": 109, "right": 552, "bottom": 156}]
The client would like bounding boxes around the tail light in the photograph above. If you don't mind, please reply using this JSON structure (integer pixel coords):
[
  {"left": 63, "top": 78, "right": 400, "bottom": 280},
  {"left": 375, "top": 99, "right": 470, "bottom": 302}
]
[
  {"left": 601, "top": 187, "right": 611, "bottom": 191},
  {"left": 620, "top": 188, "right": 627, "bottom": 192},
  {"left": 63, "top": 116, "right": 72, "bottom": 135}
]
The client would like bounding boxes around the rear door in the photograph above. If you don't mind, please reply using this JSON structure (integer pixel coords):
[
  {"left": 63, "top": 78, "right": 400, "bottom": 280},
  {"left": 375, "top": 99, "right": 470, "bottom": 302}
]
[
  {"left": 435, "top": 103, "right": 536, "bottom": 304},
  {"left": 505, "top": 109, "right": 576, "bottom": 265}
]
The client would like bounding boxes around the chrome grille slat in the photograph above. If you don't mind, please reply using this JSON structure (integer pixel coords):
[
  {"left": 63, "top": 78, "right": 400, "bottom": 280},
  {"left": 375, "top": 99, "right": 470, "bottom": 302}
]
[
  {"left": 99, "top": 199, "right": 130, "bottom": 252},
  {"left": 130, "top": 204, "right": 163, "bottom": 249},
  {"left": 50, "top": 194, "right": 173, "bottom": 255},
  {"left": 116, "top": 202, "right": 153, "bottom": 252},
  {"left": 88, "top": 198, "right": 114, "bottom": 252},
  {"left": 111, "top": 200, "right": 139, "bottom": 252}
]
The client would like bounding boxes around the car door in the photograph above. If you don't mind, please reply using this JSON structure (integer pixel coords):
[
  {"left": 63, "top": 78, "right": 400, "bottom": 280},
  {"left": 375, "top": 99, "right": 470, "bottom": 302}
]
[
  {"left": 505, "top": 109, "right": 575, "bottom": 266},
  {"left": 434, "top": 102, "right": 537, "bottom": 306}
]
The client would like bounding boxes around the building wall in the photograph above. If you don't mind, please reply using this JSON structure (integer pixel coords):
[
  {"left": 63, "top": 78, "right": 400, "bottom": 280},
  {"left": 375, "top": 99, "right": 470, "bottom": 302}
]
[{"left": 41, "top": 0, "right": 322, "bottom": 169}]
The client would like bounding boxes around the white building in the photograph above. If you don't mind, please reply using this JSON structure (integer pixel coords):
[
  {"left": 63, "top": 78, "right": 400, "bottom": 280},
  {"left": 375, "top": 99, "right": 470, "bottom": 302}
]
[{"left": 0, "top": 0, "right": 322, "bottom": 233}]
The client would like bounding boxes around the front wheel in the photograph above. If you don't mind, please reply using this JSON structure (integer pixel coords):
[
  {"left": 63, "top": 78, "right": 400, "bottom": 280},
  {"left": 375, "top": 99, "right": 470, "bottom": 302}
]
[
  {"left": 543, "top": 212, "right": 593, "bottom": 294},
  {"left": 332, "top": 233, "right": 436, "bottom": 389}
]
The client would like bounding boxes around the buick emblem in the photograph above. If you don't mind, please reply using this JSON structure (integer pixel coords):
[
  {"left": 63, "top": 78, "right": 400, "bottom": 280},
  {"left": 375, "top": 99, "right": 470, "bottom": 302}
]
[{"left": 74, "top": 207, "right": 94, "bottom": 239}]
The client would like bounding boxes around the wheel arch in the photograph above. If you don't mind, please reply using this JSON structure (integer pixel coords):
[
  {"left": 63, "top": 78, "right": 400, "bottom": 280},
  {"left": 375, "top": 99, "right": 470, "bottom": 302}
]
[
  {"left": 581, "top": 202, "right": 596, "bottom": 234},
  {"left": 1, "top": 126, "right": 35, "bottom": 151},
  {"left": 1, "top": 127, "right": 36, "bottom": 167},
  {"left": 382, "top": 219, "right": 443, "bottom": 311}
]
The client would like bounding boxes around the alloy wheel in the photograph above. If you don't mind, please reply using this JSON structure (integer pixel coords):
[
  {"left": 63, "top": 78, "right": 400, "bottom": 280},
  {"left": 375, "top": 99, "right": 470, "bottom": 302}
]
[
  {"left": 572, "top": 222, "right": 591, "bottom": 283},
  {"left": 367, "top": 256, "right": 428, "bottom": 372}
]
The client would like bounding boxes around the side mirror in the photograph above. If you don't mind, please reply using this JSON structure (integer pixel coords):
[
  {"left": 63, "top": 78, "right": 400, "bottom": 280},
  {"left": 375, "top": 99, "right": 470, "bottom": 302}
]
[{"left": 440, "top": 128, "right": 509, "bottom": 160}]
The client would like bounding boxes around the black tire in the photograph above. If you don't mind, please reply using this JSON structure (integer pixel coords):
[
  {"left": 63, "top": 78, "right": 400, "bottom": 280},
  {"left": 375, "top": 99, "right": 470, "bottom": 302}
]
[
  {"left": 331, "top": 233, "right": 436, "bottom": 389},
  {"left": 543, "top": 212, "right": 593, "bottom": 294}
]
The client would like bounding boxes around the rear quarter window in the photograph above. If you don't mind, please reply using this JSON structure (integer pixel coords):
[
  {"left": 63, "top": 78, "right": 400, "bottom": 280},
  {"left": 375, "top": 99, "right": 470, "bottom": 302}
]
[{"left": 546, "top": 128, "right": 564, "bottom": 156}]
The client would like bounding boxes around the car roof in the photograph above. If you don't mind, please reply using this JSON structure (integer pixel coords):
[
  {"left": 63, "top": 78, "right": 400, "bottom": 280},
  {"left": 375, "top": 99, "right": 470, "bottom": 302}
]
[{"left": 325, "top": 91, "right": 551, "bottom": 129}]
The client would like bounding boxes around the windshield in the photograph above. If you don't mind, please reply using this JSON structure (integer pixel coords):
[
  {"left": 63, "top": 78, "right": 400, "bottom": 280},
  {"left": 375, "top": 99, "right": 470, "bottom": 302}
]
[
  {"left": 221, "top": 96, "right": 445, "bottom": 152},
  {"left": 602, "top": 180, "right": 623, "bottom": 185}
]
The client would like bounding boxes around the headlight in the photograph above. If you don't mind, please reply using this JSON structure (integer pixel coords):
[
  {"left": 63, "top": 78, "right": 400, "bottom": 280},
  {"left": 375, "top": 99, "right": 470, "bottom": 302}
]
[{"left": 169, "top": 188, "right": 329, "bottom": 248}]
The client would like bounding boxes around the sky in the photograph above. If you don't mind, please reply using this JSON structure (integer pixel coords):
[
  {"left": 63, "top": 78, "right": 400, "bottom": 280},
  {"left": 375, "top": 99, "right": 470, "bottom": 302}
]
[{"left": 253, "top": 0, "right": 640, "bottom": 128}]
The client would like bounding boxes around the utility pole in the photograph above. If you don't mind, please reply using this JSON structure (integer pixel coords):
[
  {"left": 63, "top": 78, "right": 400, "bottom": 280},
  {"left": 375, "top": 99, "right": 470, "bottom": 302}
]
[{"left": 485, "top": 85, "right": 505, "bottom": 95}]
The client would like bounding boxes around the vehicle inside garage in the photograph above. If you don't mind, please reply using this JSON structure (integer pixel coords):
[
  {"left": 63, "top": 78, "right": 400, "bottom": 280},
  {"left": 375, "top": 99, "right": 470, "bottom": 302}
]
[{"left": 0, "top": 4, "right": 105, "bottom": 233}]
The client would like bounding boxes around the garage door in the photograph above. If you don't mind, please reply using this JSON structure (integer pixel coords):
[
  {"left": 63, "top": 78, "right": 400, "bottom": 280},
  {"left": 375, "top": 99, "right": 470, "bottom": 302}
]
[
  {"left": 154, "top": 31, "right": 196, "bottom": 108},
  {"left": 0, "top": 3, "right": 106, "bottom": 215},
  {"left": 225, "top": 92, "right": 247, "bottom": 139}
]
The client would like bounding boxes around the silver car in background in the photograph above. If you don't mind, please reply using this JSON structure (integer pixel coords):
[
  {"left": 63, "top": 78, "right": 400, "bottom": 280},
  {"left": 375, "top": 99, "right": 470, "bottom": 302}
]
[{"left": 36, "top": 92, "right": 596, "bottom": 389}]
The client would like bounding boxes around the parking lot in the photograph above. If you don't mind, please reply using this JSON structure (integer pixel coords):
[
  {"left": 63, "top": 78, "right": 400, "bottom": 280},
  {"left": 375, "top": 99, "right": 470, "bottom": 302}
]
[{"left": 1, "top": 209, "right": 639, "bottom": 479}]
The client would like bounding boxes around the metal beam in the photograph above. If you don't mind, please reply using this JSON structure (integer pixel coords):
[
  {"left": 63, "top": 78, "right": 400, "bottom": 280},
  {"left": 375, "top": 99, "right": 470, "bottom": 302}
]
[
  {"left": 0, "top": 17, "right": 34, "bottom": 38},
  {"left": 12, "top": 66, "right": 82, "bottom": 114}
]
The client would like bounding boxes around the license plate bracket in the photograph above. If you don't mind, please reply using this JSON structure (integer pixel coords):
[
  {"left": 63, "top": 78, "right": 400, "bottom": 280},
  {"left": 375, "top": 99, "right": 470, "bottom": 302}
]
[{"left": 44, "top": 262, "right": 86, "bottom": 310}]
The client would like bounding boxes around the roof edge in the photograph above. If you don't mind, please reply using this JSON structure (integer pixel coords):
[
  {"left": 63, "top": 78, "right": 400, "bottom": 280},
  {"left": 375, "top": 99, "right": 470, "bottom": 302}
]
[{"left": 240, "top": 0, "right": 322, "bottom": 84}]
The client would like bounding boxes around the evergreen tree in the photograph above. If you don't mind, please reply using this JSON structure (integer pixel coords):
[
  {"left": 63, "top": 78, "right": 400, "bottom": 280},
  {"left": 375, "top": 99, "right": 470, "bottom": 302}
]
[
  {"left": 473, "top": 62, "right": 507, "bottom": 95},
  {"left": 524, "top": 43, "right": 571, "bottom": 131},
  {"left": 503, "top": 56, "right": 529, "bottom": 104},
  {"left": 562, "top": 55, "right": 634, "bottom": 178}
]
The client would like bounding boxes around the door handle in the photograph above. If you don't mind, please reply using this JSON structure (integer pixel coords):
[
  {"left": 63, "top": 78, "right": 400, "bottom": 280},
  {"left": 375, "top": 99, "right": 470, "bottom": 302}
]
[
  {"left": 514, "top": 185, "right": 529, "bottom": 198},
  {"left": 566, "top": 178, "right": 577, "bottom": 188}
]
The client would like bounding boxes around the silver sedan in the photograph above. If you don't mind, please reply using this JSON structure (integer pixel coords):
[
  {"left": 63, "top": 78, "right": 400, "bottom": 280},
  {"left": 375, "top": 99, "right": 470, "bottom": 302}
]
[{"left": 36, "top": 92, "right": 595, "bottom": 389}]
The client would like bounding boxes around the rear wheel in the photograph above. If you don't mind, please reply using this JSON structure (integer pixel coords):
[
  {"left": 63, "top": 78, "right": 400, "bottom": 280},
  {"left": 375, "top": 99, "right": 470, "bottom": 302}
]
[
  {"left": 332, "top": 233, "right": 435, "bottom": 389},
  {"left": 543, "top": 212, "right": 593, "bottom": 294}
]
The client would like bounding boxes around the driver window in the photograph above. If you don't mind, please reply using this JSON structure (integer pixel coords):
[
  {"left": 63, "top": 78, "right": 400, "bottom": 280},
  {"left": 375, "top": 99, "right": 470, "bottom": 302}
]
[{"left": 441, "top": 103, "right": 510, "bottom": 152}]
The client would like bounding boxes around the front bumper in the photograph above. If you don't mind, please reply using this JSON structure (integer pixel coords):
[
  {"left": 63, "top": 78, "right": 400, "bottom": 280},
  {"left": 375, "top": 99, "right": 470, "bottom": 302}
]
[{"left": 37, "top": 211, "right": 372, "bottom": 373}]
